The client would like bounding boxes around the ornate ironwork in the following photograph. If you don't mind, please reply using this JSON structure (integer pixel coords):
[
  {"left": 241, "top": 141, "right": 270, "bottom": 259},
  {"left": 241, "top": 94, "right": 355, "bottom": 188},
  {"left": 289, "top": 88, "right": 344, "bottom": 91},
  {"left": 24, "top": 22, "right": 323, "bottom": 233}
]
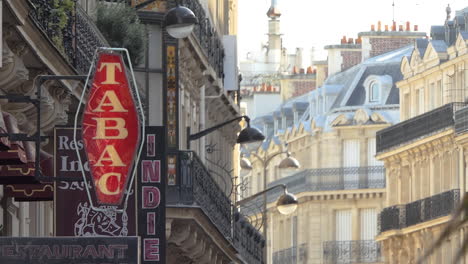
[
  {"left": 380, "top": 189, "right": 460, "bottom": 232},
  {"left": 172, "top": 151, "right": 231, "bottom": 237},
  {"left": 29, "top": 0, "right": 109, "bottom": 74},
  {"left": 233, "top": 211, "right": 265, "bottom": 264},
  {"left": 406, "top": 189, "right": 460, "bottom": 227},
  {"left": 455, "top": 106, "right": 468, "bottom": 134},
  {"left": 179, "top": 0, "right": 225, "bottom": 79},
  {"left": 273, "top": 246, "right": 297, "bottom": 264},
  {"left": 377, "top": 103, "right": 467, "bottom": 153},
  {"left": 267, "top": 166, "right": 385, "bottom": 200},
  {"left": 323, "top": 240, "right": 381, "bottom": 264}
]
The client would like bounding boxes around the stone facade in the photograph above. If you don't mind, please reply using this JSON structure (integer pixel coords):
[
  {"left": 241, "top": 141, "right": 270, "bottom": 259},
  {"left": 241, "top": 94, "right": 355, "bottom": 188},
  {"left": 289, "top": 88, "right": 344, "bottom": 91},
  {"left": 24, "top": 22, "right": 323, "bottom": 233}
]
[{"left": 376, "top": 8, "right": 468, "bottom": 263}]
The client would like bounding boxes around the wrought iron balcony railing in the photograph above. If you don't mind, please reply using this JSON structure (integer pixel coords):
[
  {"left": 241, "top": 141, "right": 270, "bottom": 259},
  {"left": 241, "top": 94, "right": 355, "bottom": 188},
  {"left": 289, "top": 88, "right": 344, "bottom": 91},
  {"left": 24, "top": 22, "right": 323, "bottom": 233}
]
[
  {"left": 29, "top": 0, "right": 109, "bottom": 74},
  {"left": 323, "top": 240, "right": 381, "bottom": 264},
  {"left": 167, "top": 151, "right": 231, "bottom": 238},
  {"left": 455, "top": 106, "right": 468, "bottom": 134},
  {"left": 266, "top": 166, "right": 385, "bottom": 202},
  {"left": 379, "top": 189, "right": 460, "bottom": 233},
  {"left": 273, "top": 246, "right": 297, "bottom": 264},
  {"left": 376, "top": 103, "right": 467, "bottom": 153},
  {"left": 166, "top": 151, "right": 264, "bottom": 263},
  {"left": 180, "top": 0, "right": 225, "bottom": 79},
  {"left": 233, "top": 212, "right": 265, "bottom": 264}
]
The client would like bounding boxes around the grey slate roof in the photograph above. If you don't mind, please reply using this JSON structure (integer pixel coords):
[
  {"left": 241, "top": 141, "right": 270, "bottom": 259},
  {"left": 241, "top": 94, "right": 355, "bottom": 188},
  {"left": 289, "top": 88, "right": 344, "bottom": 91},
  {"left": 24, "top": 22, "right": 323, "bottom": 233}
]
[{"left": 431, "top": 25, "right": 445, "bottom": 40}]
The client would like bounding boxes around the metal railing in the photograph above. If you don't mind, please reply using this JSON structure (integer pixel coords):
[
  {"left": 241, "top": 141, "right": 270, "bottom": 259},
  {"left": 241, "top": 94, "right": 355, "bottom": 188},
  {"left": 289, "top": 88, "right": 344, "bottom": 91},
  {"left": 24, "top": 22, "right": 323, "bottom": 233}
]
[
  {"left": 376, "top": 103, "right": 467, "bottom": 153},
  {"left": 166, "top": 151, "right": 264, "bottom": 263},
  {"left": 180, "top": 0, "right": 225, "bottom": 79},
  {"left": 266, "top": 166, "right": 385, "bottom": 202},
  {"left": 29, "top": 0, "right": 109, "bottom": 74},
  {"left": 233, "top": 212, "right": 265, "bottom": 264},
  {"left": 323, "top": 240, "right": 381, "bottom": 263},
  {"left": 168, "top": 151, "right": 231, "bottom": 238},
  {"left": 273, "top": 246, "right": 297, "bottom": 264},
  {"left": 455, "top": 106, "right": 468, "bottom": 134},
  {"left": 379, "top": 189, "right": 460, "bottom": 233}
]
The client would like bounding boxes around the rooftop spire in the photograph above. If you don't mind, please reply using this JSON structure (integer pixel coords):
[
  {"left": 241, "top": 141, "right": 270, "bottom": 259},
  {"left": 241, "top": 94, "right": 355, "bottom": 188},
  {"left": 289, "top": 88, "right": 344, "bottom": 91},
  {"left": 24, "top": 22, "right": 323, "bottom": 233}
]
[{"left": 267, "top": 0, "right": 281, "bottom": 19}]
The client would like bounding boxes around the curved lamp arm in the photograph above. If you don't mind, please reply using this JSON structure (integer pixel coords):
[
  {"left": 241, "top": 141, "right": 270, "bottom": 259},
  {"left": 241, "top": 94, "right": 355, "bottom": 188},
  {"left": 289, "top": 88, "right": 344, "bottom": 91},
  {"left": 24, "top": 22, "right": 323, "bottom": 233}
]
[
  {"left": 187, "top": 115, "right": 250, "bottom": 148},
  {"left": 249, "top": 150, "right": 289, "bottom": 168},
  {"left": 236, "top": 184, "right": 287, "bottom": 206}
]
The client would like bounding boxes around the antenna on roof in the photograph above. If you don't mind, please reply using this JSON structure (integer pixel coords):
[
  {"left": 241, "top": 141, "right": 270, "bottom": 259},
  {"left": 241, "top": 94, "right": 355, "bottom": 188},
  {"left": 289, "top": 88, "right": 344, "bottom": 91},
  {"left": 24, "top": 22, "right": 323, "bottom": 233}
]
[{"left": 392, "top": 1, "right": 395, "bottom": 23}]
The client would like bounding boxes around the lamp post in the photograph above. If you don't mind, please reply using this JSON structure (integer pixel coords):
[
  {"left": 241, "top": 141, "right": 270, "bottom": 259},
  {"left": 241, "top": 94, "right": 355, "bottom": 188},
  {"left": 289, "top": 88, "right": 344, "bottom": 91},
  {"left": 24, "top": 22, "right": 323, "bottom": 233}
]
[{"left": 240, "top": 148, "right": 300, "bottom": 263}]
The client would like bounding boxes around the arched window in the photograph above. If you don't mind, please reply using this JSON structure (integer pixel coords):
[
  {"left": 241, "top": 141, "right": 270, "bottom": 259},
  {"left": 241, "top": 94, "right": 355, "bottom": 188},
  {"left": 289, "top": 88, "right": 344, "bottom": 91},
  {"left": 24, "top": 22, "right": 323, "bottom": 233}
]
[{"left": 370, "top": 82, "right": 380, "bottom": 102}]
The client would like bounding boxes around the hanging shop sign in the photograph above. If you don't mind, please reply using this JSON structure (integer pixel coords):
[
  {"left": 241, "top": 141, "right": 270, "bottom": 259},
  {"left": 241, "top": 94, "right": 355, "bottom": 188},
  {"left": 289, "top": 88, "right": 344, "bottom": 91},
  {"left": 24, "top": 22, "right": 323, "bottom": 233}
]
[
  {"left": 54, "top": 127, "right": 136, "bottom": 237},
  {"left": 137, "top": 126, "right": 166, "bottom": 263},
  {"left": 77, "top": 49, "right": 144, "bottom": 207},
  {"left": 0, "top": 237, "right": 139, "bottom": 264}
]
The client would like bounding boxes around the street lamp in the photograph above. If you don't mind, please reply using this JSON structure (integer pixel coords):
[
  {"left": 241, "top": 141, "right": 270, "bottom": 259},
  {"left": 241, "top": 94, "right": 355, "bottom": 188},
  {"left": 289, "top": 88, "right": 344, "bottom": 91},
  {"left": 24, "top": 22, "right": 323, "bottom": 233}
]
[
  {"left": 136, "top": 0, "right": 198, "bottom": 39},
  {"left": 236, "top": 184, "right": 298, "bottom": 215},
  {"left": 240, "top": 146, "right": 300, "bottom": 262},
  {"left": 187, "top": 115, "right": 264, "bottom": 148}
]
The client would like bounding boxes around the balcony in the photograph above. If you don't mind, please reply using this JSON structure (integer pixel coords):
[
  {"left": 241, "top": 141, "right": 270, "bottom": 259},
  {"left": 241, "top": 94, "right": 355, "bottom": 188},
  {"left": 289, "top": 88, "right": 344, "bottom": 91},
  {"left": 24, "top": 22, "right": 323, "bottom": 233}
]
[
  {"left": 180, "top": 0, "right": 225, "bottom": 79},
  {"left": 376, "top": 103, "right": 467, "bottom": 153},
  {"left": 167, "top": 151, "right": 264, "bottom": 263},
  {"left": 379, "top": 189, "right": 460, "bottom": 233},
  {"left": 29, "top": 0, "right": 109, "bottom": 74},
  {"left": 267, "top": 166, "right": 385, "bottom": 201},
  {"left": 273, "top": 244, "right": 307, "bottom": 264},
  {"left": 323, "top": 240, "right": 381, "bottom": 264}
]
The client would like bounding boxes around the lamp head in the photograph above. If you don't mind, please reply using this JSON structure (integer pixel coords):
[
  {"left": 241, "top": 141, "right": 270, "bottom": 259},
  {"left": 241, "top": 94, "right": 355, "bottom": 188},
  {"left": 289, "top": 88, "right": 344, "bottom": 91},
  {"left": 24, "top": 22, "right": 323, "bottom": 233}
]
[
  {"left": 240, "top": 157, "right": 253, "bottom": 170},
  {"left": 276, "top": 191, "right": 298, "bottom": 215},
  {"left": 164, "top": 5, "right": 198, "bottom": 39},
  {"left": 278, "top": 155, "right": 300, "bottom": 169},
  {"left": 237, "top": 126, "right": 265, "bottom": 144}
]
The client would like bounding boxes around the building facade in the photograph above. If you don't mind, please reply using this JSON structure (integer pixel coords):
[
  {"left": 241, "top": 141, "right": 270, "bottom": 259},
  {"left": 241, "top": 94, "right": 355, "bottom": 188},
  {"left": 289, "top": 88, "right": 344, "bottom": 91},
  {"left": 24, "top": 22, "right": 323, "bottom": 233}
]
[
  {"left": 376, "top": 6, "right": 468, "bottom": 264},
  {"left": 0, "top": 0, "right": 263, "bottom": 263},
  {"left": 241, "top": 21, "right": 425, "bottom": 264}
]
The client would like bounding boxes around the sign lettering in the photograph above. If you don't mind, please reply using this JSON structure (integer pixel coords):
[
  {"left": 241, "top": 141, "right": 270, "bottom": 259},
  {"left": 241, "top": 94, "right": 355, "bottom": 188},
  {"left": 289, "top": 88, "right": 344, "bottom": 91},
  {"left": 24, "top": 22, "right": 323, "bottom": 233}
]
[{"left": 82, "top": 52, "right": 142, "bottom": 205}]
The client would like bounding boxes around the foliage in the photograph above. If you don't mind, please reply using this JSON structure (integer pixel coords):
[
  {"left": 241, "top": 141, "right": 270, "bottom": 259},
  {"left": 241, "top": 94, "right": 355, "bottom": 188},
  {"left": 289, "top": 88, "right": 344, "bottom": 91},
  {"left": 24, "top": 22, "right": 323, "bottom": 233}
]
[
  {"left": 96, "top": 1, "right": 146, "bottom": 66},
  {"left": 41, "top": 0, "right": 75, "bottom": 54}
]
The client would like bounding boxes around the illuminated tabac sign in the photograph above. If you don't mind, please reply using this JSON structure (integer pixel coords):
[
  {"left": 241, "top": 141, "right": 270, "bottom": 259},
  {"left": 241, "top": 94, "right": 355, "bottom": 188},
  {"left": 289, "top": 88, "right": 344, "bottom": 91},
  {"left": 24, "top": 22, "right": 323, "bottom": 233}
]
[{"left": 80, "top": 51, "right": 143, "bottom": 205}]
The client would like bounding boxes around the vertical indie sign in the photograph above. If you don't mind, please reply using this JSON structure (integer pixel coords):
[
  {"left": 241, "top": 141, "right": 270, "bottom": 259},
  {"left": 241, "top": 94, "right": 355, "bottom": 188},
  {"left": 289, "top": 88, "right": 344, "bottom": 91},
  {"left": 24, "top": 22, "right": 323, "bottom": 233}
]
[{"left": 138, "top": 126, "right": 165, "bottom": 263}]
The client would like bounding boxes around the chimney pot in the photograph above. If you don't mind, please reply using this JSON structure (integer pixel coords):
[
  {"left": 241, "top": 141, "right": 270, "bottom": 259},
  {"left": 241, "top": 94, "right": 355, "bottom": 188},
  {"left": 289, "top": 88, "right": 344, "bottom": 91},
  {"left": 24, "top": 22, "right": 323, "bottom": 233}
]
[
  {"left": 414, "top": 25, "right": 418, "bottom": 31},
  {"left": 300, "top": 68, "right": 305, "bottom": 74},
  {"left": 399, "top": 25, "right": 403, "bottom": 31},
  {"left": 371, "top": 24, "right": 375, "bottom": 31},
  {"left": 348, "top": 37, "right": 354, "bottom": 44},
  {"left": 406, "top": 21, "right": 410, "bottom": 31},
  {"left": 392, "top": 21, "right": 396, "bottom": 31},
  {"left": 378, "top": 21, "right": 382, "bottom": 31},
  {"left": 356, "top": 37, "right": 362, "bottom": 44},
  {"left": 341, "top": 36, "right": 347, "bottom": 44},
  {"left": 385, "top": 25, "right": 389, "bottom": 31}
]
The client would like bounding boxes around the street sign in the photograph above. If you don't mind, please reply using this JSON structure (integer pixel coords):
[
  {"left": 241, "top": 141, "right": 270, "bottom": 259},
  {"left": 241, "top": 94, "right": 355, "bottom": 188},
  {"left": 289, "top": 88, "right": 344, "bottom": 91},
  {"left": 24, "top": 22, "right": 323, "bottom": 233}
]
[
  {"left": 81, "top": 51, "right": 143, "bottom": 206},
  {"left": 0, "top": 237, "right": 139, "bottom": 264}
]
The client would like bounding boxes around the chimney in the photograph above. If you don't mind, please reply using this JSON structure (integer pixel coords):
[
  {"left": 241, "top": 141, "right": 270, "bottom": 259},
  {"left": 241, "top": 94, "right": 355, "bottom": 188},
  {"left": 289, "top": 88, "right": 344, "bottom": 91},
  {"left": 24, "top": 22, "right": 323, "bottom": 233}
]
[
  {"left": 414, "top": 25, "right": 418, "bottom": 31},
  {"left": 341, "top": 36, "right": 347, "bottom": 44},
  {"left": 348, "top": 37, "right": 354, "bottom": 44},
  {"left": 300, "top": 68, "right": 305, "bottom": 74},
  {"left": 406, "top": 21, "right": 410, "bottom": 31},
  {"left": 306, "top": 66, "right": 313, "bottom": 74},
  {"left": 377, "top": 21, "right": 381, "bottom": 31},
  {"left": 392, "top": 21, "right": 396, "bottom": 31},
  {"left": 371, "top": 24, "right": 375, "bottom": 31},
  {"left": 399, "top": 25, "right": 403, "bottom": 31},
  {"left": 356, "top": 36, "right": 362, "bottom": 44},
  {"left": 385, "top": 25, "right": 389, "bottom": 31}
]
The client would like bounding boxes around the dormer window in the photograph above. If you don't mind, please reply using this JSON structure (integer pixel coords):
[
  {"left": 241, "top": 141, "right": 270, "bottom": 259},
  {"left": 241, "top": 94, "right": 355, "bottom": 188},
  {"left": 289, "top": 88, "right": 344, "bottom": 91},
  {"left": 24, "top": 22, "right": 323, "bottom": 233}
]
[{"left": 370, "top": 82, "right": 380, "bottom": 102}]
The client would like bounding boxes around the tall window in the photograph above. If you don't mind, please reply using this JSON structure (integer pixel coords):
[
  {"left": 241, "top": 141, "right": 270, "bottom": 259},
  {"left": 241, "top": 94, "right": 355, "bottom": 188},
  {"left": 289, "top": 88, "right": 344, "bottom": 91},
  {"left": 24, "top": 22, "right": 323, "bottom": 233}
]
[
  {"left": 360, "top": 208, "right": 377, "bottom": 240},
  {"left": 370, "top": 82, "right": 380, "bottom": 102},
  {"left": 335, "top": 210, "right": 352, "bottom": 241},
  {"left": 343, "top": 139, "right": 360, "bottom": 189},
  {"left": 292, "top": 216, "right": 298, "bottom": 248},
  {"left": 418, "top": 88, "right": 425, "bottom": 114}
]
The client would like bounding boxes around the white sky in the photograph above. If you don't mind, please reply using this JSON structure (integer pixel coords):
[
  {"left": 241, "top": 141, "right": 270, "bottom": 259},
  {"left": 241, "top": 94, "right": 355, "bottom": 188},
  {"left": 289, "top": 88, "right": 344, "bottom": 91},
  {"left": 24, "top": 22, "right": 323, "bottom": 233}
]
[{"left": 238, "top": 0, "right": 467, "bottom": 63}]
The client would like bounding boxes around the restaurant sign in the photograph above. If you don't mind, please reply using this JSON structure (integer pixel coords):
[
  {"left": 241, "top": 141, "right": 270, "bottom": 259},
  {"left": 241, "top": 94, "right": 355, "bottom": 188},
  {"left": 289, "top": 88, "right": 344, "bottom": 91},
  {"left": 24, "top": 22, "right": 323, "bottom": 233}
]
[
  {"left": 77, "top": 49, "right": 144, "bottom": 206},
  {"left": 0, "top": 237, "right": 139, "bottom": 264}
]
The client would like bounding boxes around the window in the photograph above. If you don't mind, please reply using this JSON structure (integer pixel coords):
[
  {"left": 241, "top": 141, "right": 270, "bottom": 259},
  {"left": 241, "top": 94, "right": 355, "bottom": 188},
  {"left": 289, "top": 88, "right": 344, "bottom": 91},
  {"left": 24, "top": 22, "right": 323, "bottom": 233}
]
[
  {"left": 370, "top": 82, "right": 380, "bottom": 102},
  {"left": 418, "top": 88, "right": 424, "bottom": 114},
  {"left": 335, "top": 210, "right": 352, "bottom": 241},
  {"left": 360, "top": 208, "right": 377, "bottom": 240},
  {"left": 292, "top": 216, "right": 298, "bottom": 248}
]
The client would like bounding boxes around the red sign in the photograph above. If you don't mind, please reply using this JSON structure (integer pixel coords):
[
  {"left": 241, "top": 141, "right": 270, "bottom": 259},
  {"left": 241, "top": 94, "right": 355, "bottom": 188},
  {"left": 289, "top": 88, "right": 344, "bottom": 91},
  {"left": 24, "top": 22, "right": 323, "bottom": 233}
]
[{"left": 82, "top": 52, "right": 141, "bottom": 205}]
